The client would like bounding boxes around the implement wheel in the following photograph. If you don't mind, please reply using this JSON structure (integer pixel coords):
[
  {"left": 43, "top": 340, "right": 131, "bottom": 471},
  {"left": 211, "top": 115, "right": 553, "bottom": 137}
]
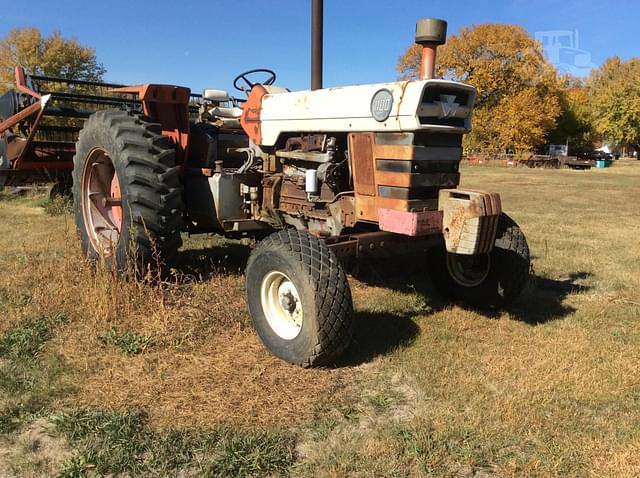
[
  {"left": 72, "top": 109, "right": 184, "bottom": 271},
  {"left": 49, "top": 172, "right": 73, "bottom": 200},
  {"left": 427, "top": 213, "right": 530, "bottom": 309},
  {"left": 245, "top": 230, "right": 354, "bottom": 367}
]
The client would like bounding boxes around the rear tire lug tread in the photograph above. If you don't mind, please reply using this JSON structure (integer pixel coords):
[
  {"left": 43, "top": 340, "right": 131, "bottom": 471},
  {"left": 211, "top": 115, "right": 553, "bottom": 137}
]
[{"left": 73, "top": 108, "right": 184, "bottom": 271}]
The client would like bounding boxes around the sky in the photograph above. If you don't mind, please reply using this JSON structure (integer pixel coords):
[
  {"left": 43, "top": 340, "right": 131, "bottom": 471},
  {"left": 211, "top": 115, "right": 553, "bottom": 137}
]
[{"left": 1, "top": 0, "right": 638, "bottom": 94}]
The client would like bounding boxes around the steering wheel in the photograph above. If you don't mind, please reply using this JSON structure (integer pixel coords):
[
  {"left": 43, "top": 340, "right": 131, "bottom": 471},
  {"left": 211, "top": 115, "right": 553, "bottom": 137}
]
[{"left": 233, "top": 68, "right": 277, "bottom": 93}]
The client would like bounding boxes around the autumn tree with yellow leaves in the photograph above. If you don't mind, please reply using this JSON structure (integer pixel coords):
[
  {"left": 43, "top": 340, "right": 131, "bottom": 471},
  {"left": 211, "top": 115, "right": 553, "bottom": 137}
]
[
  {"left": 547, "top": 77, "right": 594, "bottom": 151},
  {"left": 398, "top": 24, "right": 562, "bottom": 153},
  {"left": 587, "top": 56, "right": 640, "bottom": 153},
  {"left": 0, "top": 28, "right": 105, "bottom": 94}
]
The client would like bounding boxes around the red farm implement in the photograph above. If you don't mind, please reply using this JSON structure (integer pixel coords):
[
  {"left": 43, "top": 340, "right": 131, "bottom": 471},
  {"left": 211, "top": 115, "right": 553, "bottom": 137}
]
[{"left": 0, "top": 67, "right": 199, "bottom": 192}]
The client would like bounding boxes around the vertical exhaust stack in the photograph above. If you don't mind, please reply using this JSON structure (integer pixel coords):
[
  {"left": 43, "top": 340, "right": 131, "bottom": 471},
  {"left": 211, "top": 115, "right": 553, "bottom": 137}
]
[
  {"left": 415, "top": 18, "right": 447, "bottom": 80},
  {"left": 311, "top": 0, "right": 323, "bottom": 90}
]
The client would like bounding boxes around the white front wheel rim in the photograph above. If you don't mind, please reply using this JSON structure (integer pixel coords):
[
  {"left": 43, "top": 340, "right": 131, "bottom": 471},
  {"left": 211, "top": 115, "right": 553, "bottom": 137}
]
[{"left": 260, "top": 271, "right": 303, "bottom": 340}]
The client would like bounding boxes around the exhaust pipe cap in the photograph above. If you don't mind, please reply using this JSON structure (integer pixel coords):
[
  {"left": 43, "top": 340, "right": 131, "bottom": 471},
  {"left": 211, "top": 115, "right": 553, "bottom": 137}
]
[{"left": 416, "top": 18, "right": 447, "bottom": 45}]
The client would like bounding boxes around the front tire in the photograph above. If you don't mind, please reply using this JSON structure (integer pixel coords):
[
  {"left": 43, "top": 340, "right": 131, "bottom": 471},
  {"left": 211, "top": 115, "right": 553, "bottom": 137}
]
[
  {"left": 245, "top": 230, "right": 353, "bottom": 367},
  {"left": 427, "top": 213, "right": 530, "bottom": 309},
  {"left": 72, "top": 109, "right": 184, "bottom": 271}
]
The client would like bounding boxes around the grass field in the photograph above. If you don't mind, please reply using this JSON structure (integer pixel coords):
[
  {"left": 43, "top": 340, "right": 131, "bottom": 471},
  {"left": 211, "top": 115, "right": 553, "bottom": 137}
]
[{"left": 0, "top": 159, "right": 638, "bottom": 477}]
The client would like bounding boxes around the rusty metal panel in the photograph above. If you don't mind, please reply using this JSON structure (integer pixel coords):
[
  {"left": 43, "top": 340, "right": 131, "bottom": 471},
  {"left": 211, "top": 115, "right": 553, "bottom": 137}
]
[
  {"left": 376, "top": 197, "right": 438, "bottom": 212},
  {"left": 378, "top": 185, "right": 441, "bottom": 200},
  {"left": 261, "top": 175, "right": 282, "bottom": 210},
  {"left": 328, "top": 196, "right": 356, "bottom": 229},
  {"left": 239, "top": 84, "right": 268, "bottom": 145},
  {"left": 375, "top": 171, "right": 459, "bottom": 188},
  {"left": 373, "top": 144, "right": 462, "bottom": 161},
  {"left": 349, "top": 133, "right": 376, "bottom": 197},
  {"left": 372, "top": 144, "right": 415, "bottom": 160},
  {"left": 326, "top": 231, "right": 441, "bottom": 259},
  {"left": 374, "top": 132, "right": 414, "bottom": 145},
  {"left": 376, "top": 159, "right": 459, "bottom": 174},
  {"left": 354, "top": 195, "right": 378, "bottom": 221},
  {"left": 374, "top": 171, "right": 413, "bottom": 188},
  {"left": 349, "top": 133, "right": 468, "bottom": 226},
  {"left": 376, "top": 197, "right": 408, "bottom": 212}
]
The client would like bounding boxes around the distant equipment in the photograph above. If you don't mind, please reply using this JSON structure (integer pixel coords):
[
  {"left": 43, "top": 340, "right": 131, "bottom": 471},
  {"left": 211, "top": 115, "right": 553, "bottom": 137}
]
[{"left": 549, "top": 144, "right": 568, "bottom": 156}]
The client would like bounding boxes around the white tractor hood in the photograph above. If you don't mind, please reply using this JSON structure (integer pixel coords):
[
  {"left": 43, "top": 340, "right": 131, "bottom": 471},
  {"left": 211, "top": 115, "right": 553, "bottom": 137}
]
[{"left": 256, "top": 79, "right": 476, "bottom": 147}]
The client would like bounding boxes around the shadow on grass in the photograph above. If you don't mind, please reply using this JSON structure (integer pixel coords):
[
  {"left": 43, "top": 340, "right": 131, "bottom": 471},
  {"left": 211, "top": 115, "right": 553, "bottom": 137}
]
[
  {"left": 339, "top": 310, "right": 421, "bottom": 367},
  {"left": 347, "top": 255, "right": 449, "bottom": 309},
  {"left": 336, "top": 256, "right": 440, "bottom": 366},
  {"left": 507, "top": 272, "right": 591, "bottom": 325},
  {"left": 348, "top": 257, "right": 592, "bottom": 327},
  {"left": 338, "top": 268, "right": 592, "bottom": 365},
  {"left": 169, "top": 242, "right": 251, "bottom": 281}
]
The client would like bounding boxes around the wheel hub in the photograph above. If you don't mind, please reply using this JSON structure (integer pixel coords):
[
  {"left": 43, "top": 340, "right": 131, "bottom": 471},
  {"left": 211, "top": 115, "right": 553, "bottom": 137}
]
[
  {"left": 446, "top": 253, "right": 491, "bottom": 288},
  {"left": 279, "top": 289, "right": 298, "bottom": 314},
  {"left": 260, "top": 271, "right": 303, "bottom": 340}
]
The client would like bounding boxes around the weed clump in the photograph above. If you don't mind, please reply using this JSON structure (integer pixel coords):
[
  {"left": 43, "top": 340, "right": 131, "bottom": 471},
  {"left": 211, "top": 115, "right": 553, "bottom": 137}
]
[
  {"left": 0, "top": 313, "right": 70, "bottom": 434},
  {"left": 98, "top": 328, "right": 153, "bottom": 355},
  {"left": 0, "top": 313, "right": 67, "bottom": 360},
  {"left": 43, "top": 195, "right": 73, "bottom": 216},
  {"left": 0, "top": 287, "right": 32, "bottom": 311},
  {"left": 54, "top": 409, "right": 296, "bottom": 477}
]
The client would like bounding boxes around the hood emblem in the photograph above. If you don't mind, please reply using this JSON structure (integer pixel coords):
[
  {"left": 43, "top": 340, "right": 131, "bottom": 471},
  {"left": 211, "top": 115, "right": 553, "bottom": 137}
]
[
  {"left": 435, "top": 94, "right": 459, "bottom": 119},
  {"left": 371, "top": 89, "right": 394, "bottom": 122}
]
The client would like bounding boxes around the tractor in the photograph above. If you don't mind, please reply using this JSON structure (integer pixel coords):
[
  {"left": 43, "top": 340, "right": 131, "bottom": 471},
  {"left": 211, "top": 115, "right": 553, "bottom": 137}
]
[{"left": 69, "top": 15, "right": 529, "bottom": 367}]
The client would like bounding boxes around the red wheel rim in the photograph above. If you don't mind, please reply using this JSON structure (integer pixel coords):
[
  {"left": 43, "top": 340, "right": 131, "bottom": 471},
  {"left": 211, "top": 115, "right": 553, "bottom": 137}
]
[{"left": 81, "top": 148, "right": 123, "bottom": 256}]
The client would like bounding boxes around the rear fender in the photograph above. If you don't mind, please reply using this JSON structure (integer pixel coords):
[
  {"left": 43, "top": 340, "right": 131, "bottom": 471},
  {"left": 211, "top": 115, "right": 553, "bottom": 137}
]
[{"left": 112, "top": 84, "right": 191, "bottom": 162}]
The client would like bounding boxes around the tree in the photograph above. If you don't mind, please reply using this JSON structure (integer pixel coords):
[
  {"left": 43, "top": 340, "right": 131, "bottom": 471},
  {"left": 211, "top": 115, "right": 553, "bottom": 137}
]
[
  {"left": 548, "top": 77, "right": 595, "bottom": 152},
  {"left": 0, "top": 28, "right": 105, "bottom": 93},
  {"left": 587, "top": 56, "right": 640, "bottom": 153},
  {"left": 398, "top": 24, "right": 561, "bottom": 153}
]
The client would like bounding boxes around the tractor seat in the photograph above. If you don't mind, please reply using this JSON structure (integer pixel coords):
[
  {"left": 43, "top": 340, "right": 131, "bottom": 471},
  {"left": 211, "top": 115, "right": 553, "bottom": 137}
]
[
  {"left": 203, "top": 88, "right": 230, "bottom": 103},
  {"left": 210, "top": 105, "right": 243, "bottom": 119},
  {"left": 202, "top": 88, "right": 243, "bottom": 124}
]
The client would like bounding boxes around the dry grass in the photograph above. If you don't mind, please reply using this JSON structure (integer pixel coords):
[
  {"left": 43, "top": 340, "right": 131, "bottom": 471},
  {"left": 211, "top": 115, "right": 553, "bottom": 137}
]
[
  {"left": 0, "top": 159, "right": 639, "bottom": 476},
  {"left": 0, "top": 200, "right": 356, "bottom": 430}
]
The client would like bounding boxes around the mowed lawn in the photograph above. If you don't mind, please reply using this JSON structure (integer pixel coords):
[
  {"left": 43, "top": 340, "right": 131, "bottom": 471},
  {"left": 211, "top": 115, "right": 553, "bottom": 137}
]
[{"left": 0, "top": 159, "right": 638, "bottom": 477}]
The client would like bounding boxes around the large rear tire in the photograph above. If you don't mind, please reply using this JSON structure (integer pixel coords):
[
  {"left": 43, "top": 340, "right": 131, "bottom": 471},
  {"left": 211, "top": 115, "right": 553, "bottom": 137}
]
[
  {"left": 72, "top": 109, "right": 184, "bottom": 271},
  {"left": 245, "top": 230, "right": 353, "bottom": 367},
  {"left": 427, "top": 213, "right": 530, "bottom": 309}
]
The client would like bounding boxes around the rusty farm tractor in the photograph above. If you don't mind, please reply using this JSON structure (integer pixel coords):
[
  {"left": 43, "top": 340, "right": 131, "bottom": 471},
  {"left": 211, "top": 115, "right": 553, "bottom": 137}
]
[{"left": 2, "top": 14, "right": 530, "bottom": 367}]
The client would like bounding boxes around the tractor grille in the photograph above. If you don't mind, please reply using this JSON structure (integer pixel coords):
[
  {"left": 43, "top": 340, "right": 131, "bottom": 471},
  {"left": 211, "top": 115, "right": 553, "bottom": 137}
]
[
  {"left": 417, "top": 84, "right": 475, "bottom": 130},
  {"left": 373, "top": 132, "right": 463, "bottom": 210},
  {"left": 421, "top": 87, "right": 471, "bottom": 105}
]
